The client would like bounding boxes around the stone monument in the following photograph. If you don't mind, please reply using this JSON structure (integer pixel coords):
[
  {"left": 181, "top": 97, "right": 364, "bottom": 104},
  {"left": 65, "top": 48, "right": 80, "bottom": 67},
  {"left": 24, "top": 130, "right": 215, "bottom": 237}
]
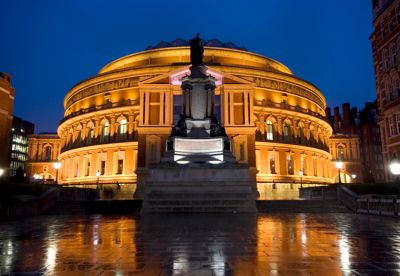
[{"left": 141, "top": 34, "right": 257, "bottom": 213}]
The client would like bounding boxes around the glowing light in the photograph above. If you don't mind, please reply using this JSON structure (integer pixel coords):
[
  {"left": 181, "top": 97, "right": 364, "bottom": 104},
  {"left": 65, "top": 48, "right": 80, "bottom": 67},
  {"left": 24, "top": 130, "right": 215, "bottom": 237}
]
[
  {"left": 298, "top": 171, "right": 304, "bottom": 176},
  {"left": 390, "top": 160, "right": 400, "bottom": 175},
  {"left": 53, "top": 162, "right": 61, "bottom": 169},
  {"left": 33, "top": 174, "right": 40, "bottom": 179},
  {"left": 0, "top": 168, "right": 4, "bottom": 177},
  {"left": 176, "top": 160, "right": 190, "bottom": 164},
  {"left": 170, "top": 68, "right": 223, "bottom": 85},
  {"left": 335, "top": 161, "right": 343, "bottom": 170}
]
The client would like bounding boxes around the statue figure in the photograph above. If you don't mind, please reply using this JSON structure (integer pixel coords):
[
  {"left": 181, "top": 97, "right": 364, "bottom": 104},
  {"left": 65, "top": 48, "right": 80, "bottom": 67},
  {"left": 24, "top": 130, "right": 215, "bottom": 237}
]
[{"left": 190, "top": 33, "right": 204, "bottom": 65}]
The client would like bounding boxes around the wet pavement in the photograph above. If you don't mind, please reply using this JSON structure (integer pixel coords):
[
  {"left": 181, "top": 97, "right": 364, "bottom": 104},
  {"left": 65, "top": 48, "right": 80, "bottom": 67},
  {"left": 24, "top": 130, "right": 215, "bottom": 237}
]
[{"left": 0, "top": 213, "right": 399, "bottom": 275}]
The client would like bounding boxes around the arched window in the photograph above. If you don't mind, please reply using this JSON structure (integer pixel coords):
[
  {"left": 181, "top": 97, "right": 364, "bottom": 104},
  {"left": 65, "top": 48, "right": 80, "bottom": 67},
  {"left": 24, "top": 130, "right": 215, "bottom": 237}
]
[
  {"left": 283, "top": 121, "right": 291, "bottom": 142},
  {"left": 101, "top": 121, "right": 109, "bottom": 142},
  {"left": 297, "top": 124, "right": 304, "bottom": 144},
  {"left": 119, "top": 119, "right": 127, "bottom": 135},
  {"left": 76, "top": 125, "right": 82, "bottom": 143},
  {"left": 86, "top": 122, "right": 94, "bottom": 143},
  {"left": 265, "top": 120, "right": 273, "bottom": 141},
  {"left": 44, "top": 146, "right": 52, "bottom": 161},
  {"left": 337, "top": 145, "right": 345, "bottom": 160}
]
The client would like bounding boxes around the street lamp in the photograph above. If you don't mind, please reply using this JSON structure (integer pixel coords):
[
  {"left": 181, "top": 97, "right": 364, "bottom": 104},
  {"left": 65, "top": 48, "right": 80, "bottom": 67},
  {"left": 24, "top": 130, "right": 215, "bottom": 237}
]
[
  {"left": 351, "top": 174, "right": 357, "bottom": 183},
  {"left": 299, "top": 170, "right": 303, "bottom": 188},
  {"left": 390, "top": 158, "right": 400, "bottom": 184},
  {"left": 335, "top": 161, "right": 343, "bottom": 184},
  {"left": 96, "top": 170, "right": 101, "bottom": 189},
  {"left": 53, "top": 162, "right": 61, "bottom": 185}
]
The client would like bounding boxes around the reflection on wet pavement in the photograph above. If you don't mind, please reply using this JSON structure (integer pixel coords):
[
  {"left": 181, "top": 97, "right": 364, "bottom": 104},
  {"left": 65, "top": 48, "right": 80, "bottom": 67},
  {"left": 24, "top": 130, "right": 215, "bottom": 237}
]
[{"left": 0, "top": 213, "right": 399, "bottom": 275}]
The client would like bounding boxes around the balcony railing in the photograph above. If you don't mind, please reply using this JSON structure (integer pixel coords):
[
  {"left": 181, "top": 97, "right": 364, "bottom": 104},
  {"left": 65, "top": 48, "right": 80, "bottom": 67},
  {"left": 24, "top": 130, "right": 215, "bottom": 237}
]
[
  {"left": 60, "top": 99, "right": 139, "bottom": 125},
  {"left": 253, "top": 100, "right": 329, "bottom": 122},
  {"left": 61, "top": 132, "right": 138, "bottom": 153},
  {"left": 255, "top": 131, "right": 330, "bottom": 152}
]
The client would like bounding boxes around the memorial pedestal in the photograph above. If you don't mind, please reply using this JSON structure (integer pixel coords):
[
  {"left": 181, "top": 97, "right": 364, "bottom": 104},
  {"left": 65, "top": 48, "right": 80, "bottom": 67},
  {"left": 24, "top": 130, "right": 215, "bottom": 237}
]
[{"left": 141, "top": 163, "right": 257, "bottom": 213}]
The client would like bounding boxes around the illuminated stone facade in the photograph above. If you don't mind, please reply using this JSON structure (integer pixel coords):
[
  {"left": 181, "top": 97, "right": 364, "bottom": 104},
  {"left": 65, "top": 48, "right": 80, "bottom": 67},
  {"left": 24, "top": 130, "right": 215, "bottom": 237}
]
[
  {"left": 52, "top": 43, "right": 336, "bottom": 193},
  {"left": 371, "top": 0, "right": 400, "bottom": 180},
  {"left": 0, "top": 72, "right": 14, "bottom": 169},
  {"left": 26, "top": 134, "right": 61, "bottom": 181}
]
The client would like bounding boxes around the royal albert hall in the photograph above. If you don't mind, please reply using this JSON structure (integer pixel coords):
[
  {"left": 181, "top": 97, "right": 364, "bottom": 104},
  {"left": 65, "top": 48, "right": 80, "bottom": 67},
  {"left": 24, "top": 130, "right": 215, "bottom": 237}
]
[{"left": 57, "top": 39, "right": 334, "bottom": 197}]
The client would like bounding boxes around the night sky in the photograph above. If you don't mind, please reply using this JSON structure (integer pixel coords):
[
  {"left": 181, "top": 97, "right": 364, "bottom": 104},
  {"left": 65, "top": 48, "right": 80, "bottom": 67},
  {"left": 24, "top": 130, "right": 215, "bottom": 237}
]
[{"left": 0, "top": 0, "right": 375, "bottom": 133}]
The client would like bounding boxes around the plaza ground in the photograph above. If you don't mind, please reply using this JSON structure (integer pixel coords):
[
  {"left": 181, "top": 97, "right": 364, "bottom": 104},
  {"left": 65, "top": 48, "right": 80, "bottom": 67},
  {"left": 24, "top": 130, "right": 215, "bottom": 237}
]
[{"left": 1, "top": 213, "right": 399, "bottom": 275}]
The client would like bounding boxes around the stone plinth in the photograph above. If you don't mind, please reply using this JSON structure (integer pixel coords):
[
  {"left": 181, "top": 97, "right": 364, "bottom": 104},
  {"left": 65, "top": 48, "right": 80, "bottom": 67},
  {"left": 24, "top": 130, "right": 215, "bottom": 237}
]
[{"left": 141, "top": 163, "right": 257, "bottom": 213}]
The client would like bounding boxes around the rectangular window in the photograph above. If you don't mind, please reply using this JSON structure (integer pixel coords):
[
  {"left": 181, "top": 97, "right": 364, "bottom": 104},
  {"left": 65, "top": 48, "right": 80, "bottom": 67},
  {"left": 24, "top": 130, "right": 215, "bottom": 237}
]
[
  {"left": 397, "top": 114, "right": 400, "bottom": 135},
  {"left": 99, "top": 155, "right": 106, "bottom": 175},
  {"left": 268, "top": 151, "right": 276, "bottom": 174},
  {"left": 389, "top": 116, "right": 396, "bottom": 136},
  {"left": 101, "top": 160, "right": 106, "bottom": 175},
  {"left": 85, "top": 157, "right": 91, "bottom": 177},
  {"left": 74, "top": 159, "right": 79, "bottom": 177},
  {"left": 301, "top": 155, "right": 307, "bottom": 176},
  {"left": 313, "top": 158, "right": 318, "bottom": 176},
  {"left": 115, "top": 152, "right": 124, "bottom": 175},
  {"left": 286, "top": 153, "right": 294, "bottom": 175},
  {"left": 117, "top": 159, "right": 123, "bottom": 174}
]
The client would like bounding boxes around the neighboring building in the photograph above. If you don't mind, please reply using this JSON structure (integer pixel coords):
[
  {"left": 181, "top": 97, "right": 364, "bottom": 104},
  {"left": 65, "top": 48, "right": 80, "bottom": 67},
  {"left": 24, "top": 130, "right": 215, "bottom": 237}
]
[
  {"left": 9, "top": 116, "right": 34, "bottom": 176},
  {"left": 26, "top": 133, "right": 61, "bottom": 182},
  {"left": 371, "top": 0, "right": 400, "bottom": 180},
  {"left": 0, "top": 72, "right": 14, "bottom": 169},
  {"left": 47, "top": 38, "right": 335, "bottom": 197},
  {"left": 328, "top": 134, "right": 363, "bottom": 183},
  {"left": 327, "top": 102, "right": 385, "bottom": 183}
]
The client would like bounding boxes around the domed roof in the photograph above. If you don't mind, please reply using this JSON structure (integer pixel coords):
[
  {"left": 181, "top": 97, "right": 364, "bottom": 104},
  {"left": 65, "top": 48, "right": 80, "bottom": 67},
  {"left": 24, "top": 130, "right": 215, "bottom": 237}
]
[{"left": 145, "top": 38, "right": 247, "bottom": 51}]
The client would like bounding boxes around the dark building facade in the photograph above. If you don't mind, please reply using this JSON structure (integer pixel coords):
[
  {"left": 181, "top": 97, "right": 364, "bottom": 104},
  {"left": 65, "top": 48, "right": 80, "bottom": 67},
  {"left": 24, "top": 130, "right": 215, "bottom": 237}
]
[
  {"left": 0, "top": 72, "right": 14, "bottom": 169},
  {"left": 371, "top": 0, "right": 400, "bottom": 180},
  {"left": 326, "top": 102, "right": 385, "bottom": 182},
  {"left": 9, "top": 116, "right": 34, "bottom": 176}
]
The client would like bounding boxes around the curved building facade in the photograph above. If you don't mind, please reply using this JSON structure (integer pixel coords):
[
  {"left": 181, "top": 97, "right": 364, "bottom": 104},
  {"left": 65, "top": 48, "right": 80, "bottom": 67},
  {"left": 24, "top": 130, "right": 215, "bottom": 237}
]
[{"left": 56, "top": 43, "right": 334, "bottom": 194}]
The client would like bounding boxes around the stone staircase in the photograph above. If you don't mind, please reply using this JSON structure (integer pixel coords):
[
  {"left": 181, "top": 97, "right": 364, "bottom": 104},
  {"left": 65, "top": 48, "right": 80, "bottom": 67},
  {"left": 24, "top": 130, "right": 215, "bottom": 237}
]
[{"left": 142, "top": 181, "right": 257, "bottom": 213}]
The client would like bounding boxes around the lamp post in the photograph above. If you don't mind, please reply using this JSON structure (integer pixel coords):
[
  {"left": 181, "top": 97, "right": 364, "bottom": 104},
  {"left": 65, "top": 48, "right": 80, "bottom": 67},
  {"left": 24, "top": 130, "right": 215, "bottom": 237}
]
[
  {"left": 53, "top": 162, "right": 61, "bottom": 185},
  {"left": 299, "top": 171, "right": 303, "bottom": 188},
  {"left": 335, "top": 161, "right": 343, "bottom": 184},
  {"left": 351, "top": 174, "right": 357, "bottom": 183},
  {"left": 96, "top": 170, "right": 101, "bottom": 189}
]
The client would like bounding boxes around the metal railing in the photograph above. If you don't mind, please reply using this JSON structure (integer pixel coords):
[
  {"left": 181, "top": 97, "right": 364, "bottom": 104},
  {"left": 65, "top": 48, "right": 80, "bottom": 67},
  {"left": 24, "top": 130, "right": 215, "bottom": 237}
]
[{"left": 338, "top": 185, "right": 400, "bottom": 217}]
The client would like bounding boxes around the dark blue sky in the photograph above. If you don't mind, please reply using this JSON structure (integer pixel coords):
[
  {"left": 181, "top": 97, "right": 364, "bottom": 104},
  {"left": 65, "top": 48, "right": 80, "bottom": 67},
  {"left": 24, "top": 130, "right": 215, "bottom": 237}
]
[{"left": 0, "top": 0, "right": 375, "bottom": 133}]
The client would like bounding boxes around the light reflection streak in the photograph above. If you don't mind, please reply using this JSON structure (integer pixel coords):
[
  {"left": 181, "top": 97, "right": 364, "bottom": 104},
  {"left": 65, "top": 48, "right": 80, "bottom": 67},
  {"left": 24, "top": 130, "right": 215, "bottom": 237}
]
[
  {"left": 339, "top": 235, "right": 350, "bottom": 271},
  {"left": 45, "top": 242, "right": 57, "bottom": 274}
]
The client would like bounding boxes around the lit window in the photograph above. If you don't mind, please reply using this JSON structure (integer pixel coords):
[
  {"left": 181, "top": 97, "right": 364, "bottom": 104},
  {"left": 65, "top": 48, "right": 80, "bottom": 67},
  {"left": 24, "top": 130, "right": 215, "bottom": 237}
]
[
  {"left": 265, "top": 120, "right": 273, "bottom": 141},
  {"left": 337, "top": 145, "right": 345, "bottom": 160},
  {"left": 103, "top": 122, "right": 109, "bottom": 136},
  {"left": 268, "top": 151, "right": 276, "bottom": 174},
  {"left": 119, "top": 119, "right": 127, "bottom": 134},
  {"left": 286, "top": 153, "right": 294, "bottom": 175}
]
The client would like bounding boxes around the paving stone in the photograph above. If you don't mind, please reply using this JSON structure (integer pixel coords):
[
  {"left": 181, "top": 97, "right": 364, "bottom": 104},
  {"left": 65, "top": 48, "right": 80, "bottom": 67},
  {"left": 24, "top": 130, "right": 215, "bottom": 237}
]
[{"left": 0, "top": 213, "right": 399, "bottom": 274}]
